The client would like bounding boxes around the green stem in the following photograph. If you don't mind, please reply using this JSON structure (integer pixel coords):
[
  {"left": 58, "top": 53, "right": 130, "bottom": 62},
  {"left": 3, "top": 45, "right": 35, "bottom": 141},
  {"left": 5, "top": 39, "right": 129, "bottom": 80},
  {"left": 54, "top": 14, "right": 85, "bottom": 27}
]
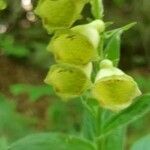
[
  {"left": 81, "top": 1, "right": 126, "bottom": 150},
  {"left": 91, "top": 0, "right": 104, "bottom": 19}
]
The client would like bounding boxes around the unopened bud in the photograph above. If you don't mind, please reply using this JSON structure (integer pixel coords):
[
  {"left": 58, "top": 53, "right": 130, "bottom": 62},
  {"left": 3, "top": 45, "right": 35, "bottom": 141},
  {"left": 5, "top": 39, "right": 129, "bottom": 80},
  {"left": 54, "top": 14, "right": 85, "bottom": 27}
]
[{"left": 72, "top": 20, "right": 105, "bottom": 49}]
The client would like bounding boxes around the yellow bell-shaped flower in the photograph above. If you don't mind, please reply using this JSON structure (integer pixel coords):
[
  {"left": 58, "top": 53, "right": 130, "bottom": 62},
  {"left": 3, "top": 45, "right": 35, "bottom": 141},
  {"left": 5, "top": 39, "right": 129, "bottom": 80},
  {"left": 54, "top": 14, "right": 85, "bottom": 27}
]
[
  {"left": 92, "top": 59, "right": 141, "bottom": 111},
  {"left": 44, "top": 63, "right": 92, "bottom": 99},
  {"left": 35, "top": 0, "right": 88, "bottom": 32},
  {"left": 48, "top": 20, "right": 105, "bottom": 65}
]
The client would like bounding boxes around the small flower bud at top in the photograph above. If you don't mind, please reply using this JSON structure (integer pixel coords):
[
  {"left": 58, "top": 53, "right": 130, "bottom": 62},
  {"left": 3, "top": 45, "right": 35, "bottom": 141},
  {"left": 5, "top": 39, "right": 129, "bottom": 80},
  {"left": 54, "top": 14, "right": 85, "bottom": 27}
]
[
  {"left": 44, "top": 64, "right": 91, "bottom": 100},
  {"left": 100, "top": 59, "right": 113, "bottom": 69},
  {"left": 34, "top": 0, "right": 88, "bottom": 33},
  {"left": 92, "top": 59, "right": 142, "bottom": 111},
  {"left": 72, "top": 20, "right": 105, "bottom": 49}
]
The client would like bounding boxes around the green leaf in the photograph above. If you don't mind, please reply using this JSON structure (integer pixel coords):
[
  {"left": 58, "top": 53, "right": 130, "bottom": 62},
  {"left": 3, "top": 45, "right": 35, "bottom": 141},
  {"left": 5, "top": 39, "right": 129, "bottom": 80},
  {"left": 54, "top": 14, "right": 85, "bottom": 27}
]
[
  {"left": 81, "top": 97, "right": 102, "bottom": 141},
  {"left": 90, "top": 0, "right": 104, "bottom": 19},
  {"left": 131, "top": 134, "right": 150, "bottom": 150},
  {"left": 105, "top": 22, "right": 137, "bottom": 38},
  {"left": 103, "top": 127, "right": 126, "bottom": 150},
  {"left": 8, "top": 133, "right": 96, "bottom": 150},
  {"left": 82, "top": 107, "right": 97, "bottom": 141},
  {"left": 10, "top": 84, "right": 54, "bottom": 102},
  {"left": 104, "top": 31, "right": 121, "bottom": 66},
  {"left": 101, "top": 94, "right": 150, "bottom": 135},
  {"left": 104, "top": 22, "right": 136, "bottom": 66},
  {"left": 0, "top": 137, "right": 8, "bottom": 150},
  {"left": 96, "top": 110, "right": 126, "bottom": 150}
]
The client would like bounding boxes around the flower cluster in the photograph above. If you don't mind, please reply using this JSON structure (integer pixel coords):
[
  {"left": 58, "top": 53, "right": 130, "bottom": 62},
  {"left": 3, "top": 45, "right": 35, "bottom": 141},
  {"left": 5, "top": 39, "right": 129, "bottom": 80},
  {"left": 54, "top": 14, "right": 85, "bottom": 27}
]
[
  {"left": 35, "top": 0, "right": 141, "bottom": 111},
  {"left": 45, "top": 19, "right": 105, "bottom": 100}
]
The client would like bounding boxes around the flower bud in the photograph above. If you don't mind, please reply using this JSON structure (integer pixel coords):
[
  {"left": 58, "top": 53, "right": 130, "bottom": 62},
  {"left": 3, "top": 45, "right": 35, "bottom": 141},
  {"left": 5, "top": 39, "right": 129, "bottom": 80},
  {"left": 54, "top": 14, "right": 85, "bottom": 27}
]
[
  {"left": 72, "top": 20, "right": 105, "bottom": 49},
  {"left": 48, "top": 20, "right": 105, "bottom": 65},
  {"left": 92, "top": 59, "right": 141, "bottom": 111},
  {"left": 35, "top": 0, "right": 88, "bottom": 33},
  {"left": 0, "top": 0, "right": 6, "bottom": 10},
  {"left": 44, "top": 63, "right": 91, "bottom": 99}
]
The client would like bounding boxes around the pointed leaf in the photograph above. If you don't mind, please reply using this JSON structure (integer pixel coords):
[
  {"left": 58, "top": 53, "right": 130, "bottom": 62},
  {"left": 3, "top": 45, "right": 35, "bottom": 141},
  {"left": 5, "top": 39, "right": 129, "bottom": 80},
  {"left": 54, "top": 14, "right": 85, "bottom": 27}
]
[
  {"left": 104, "top": 22, "right": 136, "bottom": 66},
  {"left": 102, "top": 94, "right": 150, "bottom": 135},
  {"left": 8, "top": 133, "right": 95, "bottom": 150},
  {"left": 104, "top": 31, "right": 121, "bottom": 66},
  {"left": 105, "top": 22, "right": 137, "bottom": 38}
]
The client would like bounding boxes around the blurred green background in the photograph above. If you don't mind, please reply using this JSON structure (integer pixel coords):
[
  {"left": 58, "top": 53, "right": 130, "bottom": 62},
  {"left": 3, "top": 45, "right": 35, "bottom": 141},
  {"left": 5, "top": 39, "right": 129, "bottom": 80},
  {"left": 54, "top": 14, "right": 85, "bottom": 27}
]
[{"left": 0, "top": 0, "right": 149, "bottom": 149}]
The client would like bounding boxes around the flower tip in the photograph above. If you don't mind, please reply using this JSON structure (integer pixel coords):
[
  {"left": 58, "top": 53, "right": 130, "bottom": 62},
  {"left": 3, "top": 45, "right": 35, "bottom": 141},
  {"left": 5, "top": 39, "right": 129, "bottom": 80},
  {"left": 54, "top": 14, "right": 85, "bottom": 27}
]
[
  {"left": 100, "top": 59, "right": 114, "bottom": 69},
  {"left": 89, "top": 20, "right": 105, "bottom": 33}
]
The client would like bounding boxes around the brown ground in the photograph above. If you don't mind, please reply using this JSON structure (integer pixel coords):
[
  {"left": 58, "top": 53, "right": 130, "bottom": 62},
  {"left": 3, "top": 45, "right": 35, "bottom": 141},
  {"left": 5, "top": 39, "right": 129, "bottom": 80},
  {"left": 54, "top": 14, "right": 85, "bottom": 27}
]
[
  {"left": 0, "top": 54, "right": 51, "bottom": 129},
  {"left": 0, "top": 55, "right": 45, "bottom": 94}
]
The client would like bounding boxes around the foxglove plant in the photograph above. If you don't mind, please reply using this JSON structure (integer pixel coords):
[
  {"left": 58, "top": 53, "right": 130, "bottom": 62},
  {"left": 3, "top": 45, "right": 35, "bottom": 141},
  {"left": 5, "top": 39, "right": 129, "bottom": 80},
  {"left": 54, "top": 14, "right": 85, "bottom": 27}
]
[{"left": 8, "top": 0, "right": 150, "bottom": 150}]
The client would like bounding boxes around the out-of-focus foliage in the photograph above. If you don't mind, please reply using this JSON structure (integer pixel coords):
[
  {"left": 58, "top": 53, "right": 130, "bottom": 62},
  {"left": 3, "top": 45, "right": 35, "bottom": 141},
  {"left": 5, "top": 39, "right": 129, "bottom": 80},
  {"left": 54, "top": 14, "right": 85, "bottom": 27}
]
[
  {"left": 0, "top": 0, "right": 52, "bottom": 69},
  {"left": 10, "top": 84, "right": 53, "bottom": 102},
  {"left": 134, "top": 75, "right": 150, "bottom": 93},
  {"left": 0, "top": 0, "right": 7, "bottom": 10},
  {"left": 131, "top": 134, "right": 150, "bottom": 150},
  {"left": 0, "top": 34, "right": 30, "bottom": 57},
  {"left": 0, "top": 137, "right": 8, "bottom": 150},
  {"left": 0, "top": 93, "right": 36, "bottom": 141}
]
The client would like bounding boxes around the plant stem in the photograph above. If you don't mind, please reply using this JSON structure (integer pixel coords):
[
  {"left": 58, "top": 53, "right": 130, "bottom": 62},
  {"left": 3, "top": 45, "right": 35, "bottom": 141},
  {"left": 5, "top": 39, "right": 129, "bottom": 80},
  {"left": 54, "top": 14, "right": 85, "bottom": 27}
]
[{"left": 92, "top": 0, "right": 104, "bottom": 19}]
